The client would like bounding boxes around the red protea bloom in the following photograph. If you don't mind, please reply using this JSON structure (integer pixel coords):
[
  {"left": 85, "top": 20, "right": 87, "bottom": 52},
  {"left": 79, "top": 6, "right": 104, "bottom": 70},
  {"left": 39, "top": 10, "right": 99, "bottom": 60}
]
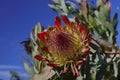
[{"left": 35, "top": 15, "right": 91, "bottom": 76}]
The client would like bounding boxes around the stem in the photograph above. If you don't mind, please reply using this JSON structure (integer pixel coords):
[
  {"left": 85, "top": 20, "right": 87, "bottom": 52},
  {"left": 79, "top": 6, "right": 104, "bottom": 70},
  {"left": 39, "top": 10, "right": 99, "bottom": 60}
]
[{"left": 105, "top": 51, "right": 120, "bottom": 54}]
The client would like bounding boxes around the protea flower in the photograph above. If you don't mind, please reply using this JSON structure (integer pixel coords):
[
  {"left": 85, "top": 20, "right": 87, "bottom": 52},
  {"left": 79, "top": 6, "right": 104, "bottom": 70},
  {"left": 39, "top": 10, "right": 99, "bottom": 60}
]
[{"left": 35, "top": 15, "right": 91, "bottom": 76}]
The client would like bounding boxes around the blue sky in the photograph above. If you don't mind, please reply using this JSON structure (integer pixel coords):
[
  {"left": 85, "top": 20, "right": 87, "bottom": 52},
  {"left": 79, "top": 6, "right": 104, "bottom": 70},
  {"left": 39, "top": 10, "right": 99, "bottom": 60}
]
[
  {"left": 0, "top": 0, "right": 57, "bottom": 79},
  {"left": 0, "top": 0, "right": 120, "bottom": 79}
]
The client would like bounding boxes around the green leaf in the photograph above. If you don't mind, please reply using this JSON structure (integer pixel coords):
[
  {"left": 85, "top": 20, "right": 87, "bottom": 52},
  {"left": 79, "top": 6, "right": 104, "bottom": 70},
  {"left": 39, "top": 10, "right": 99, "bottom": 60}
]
[
  {"left": 31, "top": 69, "right": 55, "bottom": 80},
  {"left": 61, "top": 0, "right": 68, "bottom": 14},
  {"left": 33, "top": 59, "right": 41, "bottom": 74},
  {"left": 50, "top": 0, "right": 61, "bottom": 4},
  {"left": 76, "top": 76, "right": 83, "bottom": 80},
  {"left": 105, "top": 23, "right": 114, "bottom": 33},
  {"left": 36, "top": 22, "right": 43, "bottom": 33},
  {"left": 112, "top": 13, "right": 118, "bottom": 28},
  {"left": 99, "top": 5, "right": 110, "bottom": 21},
  {"left": 117, "top": 61, "right": 120, "bottom": 79},
  {"left": 108, "top": 32, "right": 114, "bottom": 44},
  {"left": 95, "top": 10, "right": 105, "bottom": 25},
  {"left": 113, "top": 62, "right": 118, "bottom": 77},
  {"left": 34, "top": 65, "right": 39, "bottom": 74},
  {"left": 97, "top": 0, "right": 104, "bottom": 7},
  {"left": 91, "top": 67, "right": 97, "bottom": 80},
  {"left": 32, "top": 22, "right": 43, "bottom": 40},
  {"left": 88, "top": 15, "right": 97, "bottom": 27},
  {"left": 48, "top": 4, "right": 67, "bottom": 15},
  {"left": 24, "top": 62, "right": 35, "bottom": 76},
  {"left": 87, "top": 2, "right": 95, "bottom": 11},
  {"left": 66, "top": 1, "right": 77, "bottom": 10},
  {"left": 96, "top": 64, "right": 107, "bottom": 80}
]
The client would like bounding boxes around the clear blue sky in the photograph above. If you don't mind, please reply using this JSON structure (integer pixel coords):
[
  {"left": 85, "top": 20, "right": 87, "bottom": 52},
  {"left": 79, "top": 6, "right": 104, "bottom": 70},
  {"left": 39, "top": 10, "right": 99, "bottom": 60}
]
[{"left": 0, "top": 0, "right": 120, "bottom": 79}]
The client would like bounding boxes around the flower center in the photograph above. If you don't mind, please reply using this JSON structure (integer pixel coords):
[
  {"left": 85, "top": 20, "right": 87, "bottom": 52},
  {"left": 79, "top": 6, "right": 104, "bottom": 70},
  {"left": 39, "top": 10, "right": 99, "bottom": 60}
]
[
  {"left": 49, "top": 32, "right": 75, "bottom": 55},
  {"left": 55, "top": 32, "right": 72, "bottom": 49}
]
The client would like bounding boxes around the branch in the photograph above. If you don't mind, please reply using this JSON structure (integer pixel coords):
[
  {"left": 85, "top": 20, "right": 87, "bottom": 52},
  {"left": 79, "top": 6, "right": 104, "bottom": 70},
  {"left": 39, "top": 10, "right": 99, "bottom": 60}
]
[
  {"left": 91, "top": 34, "right": 113, "bottom": 48},
  {"left": 105, "top": 51, "right": 120, "bottom": 54}
]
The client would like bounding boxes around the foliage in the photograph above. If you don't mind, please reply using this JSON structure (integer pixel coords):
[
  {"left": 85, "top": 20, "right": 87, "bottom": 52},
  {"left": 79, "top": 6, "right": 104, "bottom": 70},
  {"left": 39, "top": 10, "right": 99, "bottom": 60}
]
[{"left": 22, "top": 0, "right": 120, "bottom": 80}]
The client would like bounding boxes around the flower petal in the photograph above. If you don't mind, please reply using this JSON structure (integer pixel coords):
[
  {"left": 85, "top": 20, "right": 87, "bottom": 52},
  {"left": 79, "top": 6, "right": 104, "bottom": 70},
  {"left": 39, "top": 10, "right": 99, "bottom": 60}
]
[
  {"left": 60, "top": 69, "right": 67, "bottom": 74},
  {"left": 71, "top": 64, "right": 75, "bottom": 76},
  {"left": 87, "top": 34, "right": 91, "bottom": 45},
  {"left": 74, "top": 65, "right": 80, "bottom": 76},
  {"left": 37, "top": 32, "right": 48, "bottom": 42},
  {"left": 60, "top": 65, "right": 67, "bottom": 74},
  {"left": 75, "top": 17, "right": 79, "bottom": 25},
  {"left": 54, "top": 16, "right": 62, "bottom": 31},
  {"left": 42, "top": 47, "right": 50, "bottom": 53},
  {"left": 83, "top": 56, "right": 89, "bottom": 61},
  {"left": 81, "top": 25, "right": 87, "bottom": 35},
  {"left": 34, "top": 55, "right": 46, "bottom": 61},
  {"left": 76, "top": 61, "right": 83, "bottom": 67},
  {"left": 47, "top": 63, "right": 58, "bottom": 67},
  {"left": 62, "top": 15, "right": 74, "bottom": 30},
  {"left": 82, "top": 47, "right": 90, "bottom": 55},
  {"left": 78, "top": 23, "right": 87, "bottom": 34},
  {"left": 62, "top": 15, "right": 70, "bottom": 25}
]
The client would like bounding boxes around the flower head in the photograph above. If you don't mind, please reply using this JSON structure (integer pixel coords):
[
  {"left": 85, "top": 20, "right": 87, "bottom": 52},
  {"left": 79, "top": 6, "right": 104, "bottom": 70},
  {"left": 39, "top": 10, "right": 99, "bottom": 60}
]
[{"left": 35, "top": 15, "right": 91, "bottom": 76}]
